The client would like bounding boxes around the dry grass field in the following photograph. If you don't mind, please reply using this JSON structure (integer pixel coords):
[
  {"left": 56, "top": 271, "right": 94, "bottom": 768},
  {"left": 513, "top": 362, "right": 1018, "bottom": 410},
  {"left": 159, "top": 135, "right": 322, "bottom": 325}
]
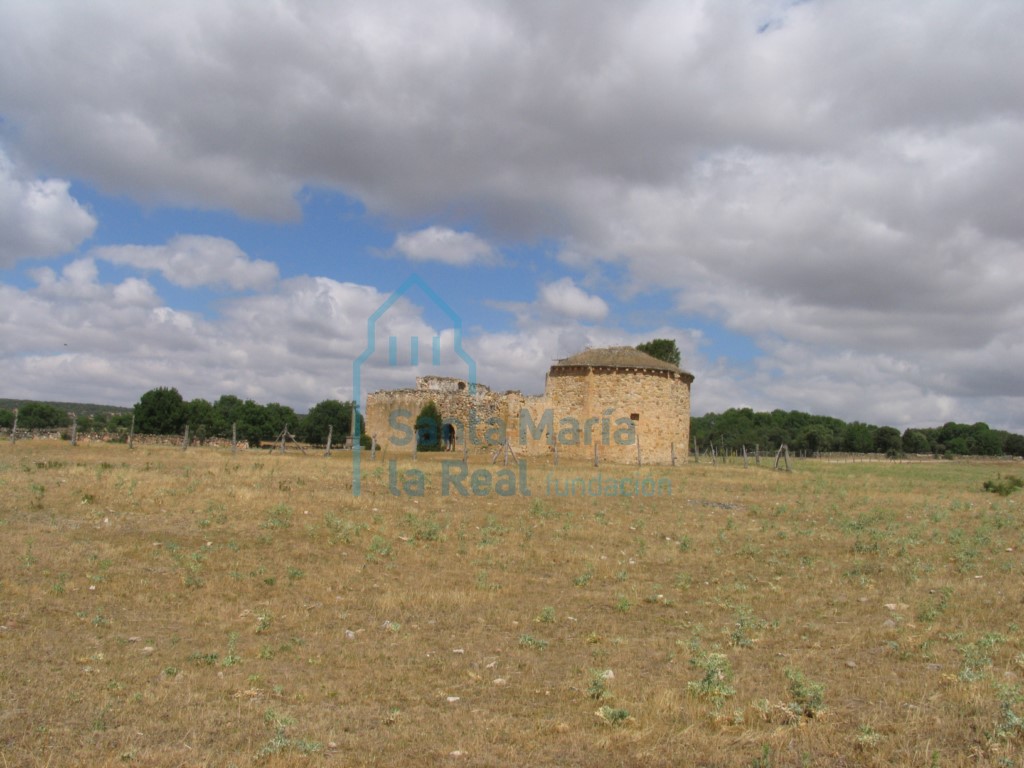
[{"left": 1, "top": 441, "right": 1023, "bottom": 767}]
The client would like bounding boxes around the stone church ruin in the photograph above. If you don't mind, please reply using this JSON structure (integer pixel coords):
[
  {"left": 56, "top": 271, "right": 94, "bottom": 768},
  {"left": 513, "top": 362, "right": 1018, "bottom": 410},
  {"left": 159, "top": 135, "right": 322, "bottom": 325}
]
[{"left": 365, "top": 346, "right": 694, "bottom": 464}]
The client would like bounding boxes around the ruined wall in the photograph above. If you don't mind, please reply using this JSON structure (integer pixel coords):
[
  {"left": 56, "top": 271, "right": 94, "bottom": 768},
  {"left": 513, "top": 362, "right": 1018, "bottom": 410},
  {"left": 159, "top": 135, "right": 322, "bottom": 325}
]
[
  {"left": 365, "top": 378, "right": 513, "bottom": 453},
  {"left": 365, "top": 366, "right": 692, "bottom": 465}
]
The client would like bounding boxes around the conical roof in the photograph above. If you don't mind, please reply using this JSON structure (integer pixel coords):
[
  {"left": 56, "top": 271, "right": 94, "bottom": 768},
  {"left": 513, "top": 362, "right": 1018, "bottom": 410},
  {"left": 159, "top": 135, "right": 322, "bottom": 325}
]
[{"left": 551, "top": 346, "right": 690, "bottom": 375}]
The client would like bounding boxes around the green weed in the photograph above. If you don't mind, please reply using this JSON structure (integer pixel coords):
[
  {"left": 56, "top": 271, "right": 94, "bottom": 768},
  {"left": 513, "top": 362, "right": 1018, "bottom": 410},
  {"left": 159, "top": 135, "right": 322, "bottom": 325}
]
[
  {"left": 261, "top": 503, "right": 292, "bottom": 529},
  {"left": 687, "top": 643, "right": 735, "bottom": 709},
  {"left": 729, "top": 606, "right": 767, "bottom": 648},
  {"left": 982, "top": 475, "right": 1023, "bottom": 496},
  {"left": 573, "top": 567, "right": 593, "bottom": 587},
  {"left": 588, "top": 669, "right": 612, "bottom": 700},
  {"left": 596, "top": 705, "right": 630, "bottom": 725},
  {"left": 367, "top": 535, "right": 392, "bottom": 560},
  {"left": 519, "top": 634, "right": 548, "bottom": 650},
  {"left": 786, "top": 668, "right": 825, "bottom": 718}
]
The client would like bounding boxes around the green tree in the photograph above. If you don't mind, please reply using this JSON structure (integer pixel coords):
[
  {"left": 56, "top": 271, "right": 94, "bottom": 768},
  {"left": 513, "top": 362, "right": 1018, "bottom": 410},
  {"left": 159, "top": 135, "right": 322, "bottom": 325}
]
[
  {"left": 636, "top": 339, "right": 681, "bottom": 367},
  {"left": 970, "top": 423, "right": 1004, "bottom": 456},
  {"left": 211, "top": 394, "right": 243, "bottom": 437},
  {"left": 798, "top": 424, "right": 833, "bottom": 454},
  {"left": 18, "top": 402, "right": 70, "bottom": 429},
  {"left": 264, "top": 403, "right": 299, "bottom": 440},
  {"left": 134, "top": 387, "right": 187, "bottom": 435},
  {"left": 186, "top": 398, "right": 215, "bottom": 443},
  {"left": 209, "top": 395, "right": 280, "bottom": 444},
  {"left": 299, "top": 400, "right": 359, "bottom": 445},
  {"left": 902, "top": 429, "right": 931, "bottom": 454},
  {"left": 843, "top": 422, "right": 876, "bottom": 453},
  {"left": 1005, "top": 433, "right": 1024, "bottom": 458},
  {"left": 937, "top": 422, "right": 969, "bottom": 454},
  {"left": 415, "top": 401, "right": 444, "bottom": 451},
  {"left": 874, "top": 426, "right": 903, "bottom": 454},
  {"left": 108, "top": 412, "right": 135, "bottom": 432},
  {"left": 237, "top": 400, "right": 272, "bottom": 444},
  {"left": 0, "top": 409, "right": 12, "bottom": 428}
]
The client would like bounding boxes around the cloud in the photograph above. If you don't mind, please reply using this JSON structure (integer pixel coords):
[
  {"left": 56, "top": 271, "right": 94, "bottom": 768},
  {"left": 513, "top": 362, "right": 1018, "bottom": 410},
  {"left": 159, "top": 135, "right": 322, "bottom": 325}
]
[
  {"left": 537, "top": 277, "right": 608, "bottom": 322},
  {"left": 0, "top": 147, "right": 96, "bottom": 267},
  {"left": 391, "top": 226, "right": 499, "bottom": 266},
  {"left": 93, "top": 235, "right": 279, "bottom": 290},
  {"left": 486, "top": 277, "right": 610, "bottom": 327},
  {"left": 0, "top": 263, "right": 468, "bottom": 408},
  {"left": 3, "top": 1, "right": 1024, "bottom": 430}
]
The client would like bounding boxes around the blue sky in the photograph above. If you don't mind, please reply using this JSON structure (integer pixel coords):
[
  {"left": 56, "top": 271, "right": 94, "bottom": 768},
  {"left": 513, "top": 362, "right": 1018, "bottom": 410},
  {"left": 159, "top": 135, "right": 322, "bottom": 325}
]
[{"left": 2, "top": 1, "right": 1023, "bottom": 432}]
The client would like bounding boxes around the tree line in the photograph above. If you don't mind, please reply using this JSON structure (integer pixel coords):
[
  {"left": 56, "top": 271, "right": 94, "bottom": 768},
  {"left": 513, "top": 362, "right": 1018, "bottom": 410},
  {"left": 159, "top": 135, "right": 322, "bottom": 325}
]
[
  {"left": 0, "top": 402, "right": 133, "bottom": 432},
  {"left": 131, "top": 387, "right": 366, "bottom": 446},
  {"left": 691, "top": 408, "right": 1024, "bottom": 458},
  {"left": 0, "top": 387, "right": 365, "bottom": 447},
  {"left": 5, "top": 385, "right": 1024, "bottom": 457}
]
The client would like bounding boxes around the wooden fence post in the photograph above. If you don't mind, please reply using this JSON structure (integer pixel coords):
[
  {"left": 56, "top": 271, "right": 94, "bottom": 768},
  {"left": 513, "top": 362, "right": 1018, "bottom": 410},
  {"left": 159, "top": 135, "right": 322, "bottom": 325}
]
[
  {"left": 774, "top": 444, "right": 791, "bottom": 471},
  {"left": 10, "top": 408, "right": 17, "bottom": 444},
  {"left": 69, "top": 412, "right": 78, "bottom": 446},
  {"left": 324, "top": 424, "right": 333, "bottom": 457},
  {"left": 182, "top": 425, "right": 190, "bottom": 451},
  {"left": 232, "top": 422, "right": 237, "bottom": 454}
]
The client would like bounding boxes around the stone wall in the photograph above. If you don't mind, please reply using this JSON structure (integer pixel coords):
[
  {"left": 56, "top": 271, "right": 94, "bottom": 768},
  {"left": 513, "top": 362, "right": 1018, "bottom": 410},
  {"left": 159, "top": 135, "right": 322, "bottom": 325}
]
[
  {"left": 364, "top": 366, "right": 692, "bottom": 465},
  {"left": 538, "top": 367, "right": 691, "bottom": 463},
  {"left": 0, "top": 428, "right": 249, "bottom": 449},
  {"left": 364, "top": 378, "right": 516, "bottom": 454}
]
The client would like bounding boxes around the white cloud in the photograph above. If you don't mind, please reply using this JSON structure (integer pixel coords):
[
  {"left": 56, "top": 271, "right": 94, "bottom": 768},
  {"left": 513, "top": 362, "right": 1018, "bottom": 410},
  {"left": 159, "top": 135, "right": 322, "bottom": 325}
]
[
  {"left": 0, "top": 147, "right": 96, "bottom": 267},
  {"left": 93, "top": 235, "right": 278, "bottom": 291},
  {"left": 0, "top": 265, "right": 466, "bottom": 409},
  {"left": 537, "top": 277, "right": 608, "bottom": 322},
  {"left": 391, "top": 226, "right": 499, "bottom": 266},
  {"left": 3, "top": 1, "right": 1024, "bottom": 430}
]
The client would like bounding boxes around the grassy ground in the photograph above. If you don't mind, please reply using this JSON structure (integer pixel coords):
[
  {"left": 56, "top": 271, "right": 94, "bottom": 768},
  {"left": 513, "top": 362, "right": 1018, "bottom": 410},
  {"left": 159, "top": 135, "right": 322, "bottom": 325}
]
[{"left": 1, "top": 441, "right": 1023, "bottom": 767}]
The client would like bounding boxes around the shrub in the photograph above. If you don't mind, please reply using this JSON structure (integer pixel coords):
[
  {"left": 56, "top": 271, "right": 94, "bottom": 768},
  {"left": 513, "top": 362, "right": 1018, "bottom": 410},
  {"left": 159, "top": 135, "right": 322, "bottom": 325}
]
[
  {"left": 596, "top": 705, "right": 630, "bottom": 725},
  {"left": 414, "top": 401, "right": 444, "bottom": 452},
  {"left": 687, "top": 643, "right": 735, "bottom": 709},
  {"left": 785, "top": 668, "right": 825, "bottom": 718},
  {"left": 982, "top": 475, "right": 1023, "bottom": 496}
]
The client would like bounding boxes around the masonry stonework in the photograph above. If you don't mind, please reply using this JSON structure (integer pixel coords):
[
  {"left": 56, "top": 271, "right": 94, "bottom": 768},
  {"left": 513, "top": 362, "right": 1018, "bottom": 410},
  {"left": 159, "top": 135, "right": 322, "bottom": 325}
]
[{"left": 364, "top": 347, "right": 694, "bottom": 465}]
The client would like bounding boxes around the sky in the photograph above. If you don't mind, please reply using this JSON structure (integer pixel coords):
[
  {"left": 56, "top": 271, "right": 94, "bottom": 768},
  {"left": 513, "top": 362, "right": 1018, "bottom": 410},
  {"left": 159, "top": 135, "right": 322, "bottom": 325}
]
[{"left": 1, "top": 0, "right": 1023, "bottom": 432}]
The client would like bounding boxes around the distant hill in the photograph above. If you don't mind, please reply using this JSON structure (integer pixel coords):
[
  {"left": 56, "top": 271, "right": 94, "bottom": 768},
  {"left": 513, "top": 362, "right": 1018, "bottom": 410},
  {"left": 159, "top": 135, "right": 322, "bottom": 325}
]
[{"left": 0, "top": 399, "right": 132, "bottom": 419}]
